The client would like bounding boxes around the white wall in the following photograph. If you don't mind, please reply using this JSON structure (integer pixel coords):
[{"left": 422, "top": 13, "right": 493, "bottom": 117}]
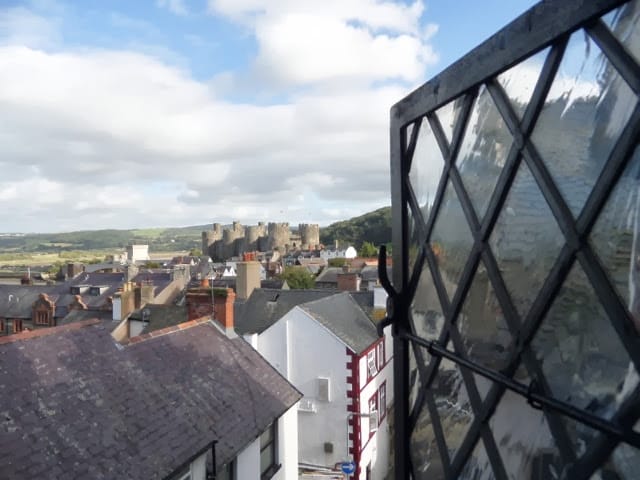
[
  {"left": 273, "top": 405, "right": 299, "bottom": 480},
  {"left": 259, "top": 307, "right": 350, "bottom": 468},
  {"left": 129, "top": 319, "right": 145, "bottom": 338},
  {"left": 191, "top": 452, "right": 207, "bottom": 480},
  {"left": 236, "top": 437, "right": 260, "bottom": 480}
]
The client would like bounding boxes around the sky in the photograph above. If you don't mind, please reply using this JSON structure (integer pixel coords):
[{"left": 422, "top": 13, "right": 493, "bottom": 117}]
[{"left": 0, "top": 0, "right": 538, "bottom": 233}]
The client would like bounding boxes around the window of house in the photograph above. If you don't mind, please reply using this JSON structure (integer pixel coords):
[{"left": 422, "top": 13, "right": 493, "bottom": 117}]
[
  {"left": 376, "top": 341, "right": 385, "bottom": 370},
  {"left": 368, "top": 393, "right": 378, "bottom": 435},
  {"left": 367, "top": 350, "right": 377, "bottom": 380},
  {"left": 35, "top": 311, "right": 49, "bottom": 326},
  {"left": 217, "top": 460, "right": 235, "bottom": 480},
  {"left": 13, "top": 319, "right": 23, "bottom": 333},
  {"left": 260, "top": 423, "right": 279, "bottom": 479},
  {"left": 378, "top": 381, "right": 387, "bottom": 424},
  {"left": 0, "top": 319, "right": 4, "bottom": 334}
]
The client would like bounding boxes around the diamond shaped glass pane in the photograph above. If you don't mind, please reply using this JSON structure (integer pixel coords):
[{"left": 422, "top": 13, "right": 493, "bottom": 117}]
[
  {"left": 596, "top": 441, "right": 640, "bottom": 479},
  {"left": 460, "top": 437, "right": 496, "bottom": 480},
  {"left": 456, "top": 85, "right": 513, "bottom": 220},
  {"left": 411, "top": 403, "right": 445, "bottom": 480},
  {"left": 430, "top": 181, "right": 475, "bottom": 294},
  {"left": 497, "top": 48, "right": 549, "bottom": 121},
  {"left": 531, "top": 262, "right": 639, "bottom": 421},
  {"left": 410, "top": 259, "right": 446, "bottom": 341},
  {"left": 410, "top": 117, "right": 445, "bottom": 221},
  {"left": 604, "top": 0, "right": 640, "bottom": 67},
  {"left": 457, "top": 261, "right": 513, "bottom": 372},
  {"left": 590, "top": 144, "right": 640, "bottom": 328},
  {"left": 563, "top": 416, "right": 600, "bottom": 458},
  {"left": 432, "top": 358, "right": 474, "bottom": 462},
  {"left": 489, "top": 161, "right": 564, "bottom": 318},
  {"left": 489, "top": 389, "right": 562, "bottom": 479},
  {"left": 531, "top": 30, "right": 637, "bottom": 218},
  {"left": 436, "top": 96, "right": 466, "bottom": 146}
]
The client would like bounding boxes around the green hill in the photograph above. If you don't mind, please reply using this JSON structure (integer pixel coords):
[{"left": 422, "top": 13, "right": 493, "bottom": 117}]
[
  {"left": 0, "top": 206, "right": 394, "bottom": 257},
  {"left": 0, "top": 225, "right": 208, "bottom": 254},
  {"left": 319, "top": 206, "right": 391, "bottom": 249}
]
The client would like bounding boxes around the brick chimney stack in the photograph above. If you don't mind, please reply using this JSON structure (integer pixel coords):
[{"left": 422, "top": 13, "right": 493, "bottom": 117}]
[
  {"left": 237, "top": 261, "right": 261, "bottom": 300},
  {"left": 186, "top": 286, "right": 236, "bottom": 337},
  {"left": 337, "top": 272, "right": 361, "bottom": 292}
]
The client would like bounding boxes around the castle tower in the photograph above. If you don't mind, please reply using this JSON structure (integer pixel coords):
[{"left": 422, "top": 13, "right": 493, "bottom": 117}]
[
  {"left": 245, "top": 223, "right": 268, "bottom": 252},
  {"left": 223, "top": 222, "right": 245, "bottom": 258},
  {"left": 202, "top": 223, "right": 223, "bottom": 258},
  {"left": 268, "top": 222, "right": 290, "bottom": 252},
  {"left": 298, "top": 223, "right": 320, "bottom": 250}
]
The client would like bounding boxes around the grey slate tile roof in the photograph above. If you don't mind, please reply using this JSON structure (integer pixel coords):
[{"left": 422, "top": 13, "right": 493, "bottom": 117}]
[
  {"left": 299, "top": 292, "right": 378, "bottom": 354},
  {"left": 0, "top": 320, "right": 301, "bottom": 479},
  {"left": 0, "top": 285, "right": 59, "bottom": 317},
  {"left": 210, "top": 278, "right": 286, "bottom": 291},
  {"left": 314, "top": 267, "right": 343, "bottom": 285},
  {"left": 128, "top": 304, "right": 188, "bottom": 334},
  {"left": 235, "top": 288, "right": 338, "bottom": 335},
  {"left": 58, "top": 309, "right": 114, "bottom": 326}
]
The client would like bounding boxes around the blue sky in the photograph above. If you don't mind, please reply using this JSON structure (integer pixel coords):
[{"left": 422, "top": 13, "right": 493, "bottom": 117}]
[{"left": 0, "top": 0, "right": 537, "bottom": 232}]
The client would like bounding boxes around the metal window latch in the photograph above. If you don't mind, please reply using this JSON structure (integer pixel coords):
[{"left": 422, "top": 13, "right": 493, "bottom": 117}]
[{"left": 377, "top": 245, "right": 397, "bottom": 337}]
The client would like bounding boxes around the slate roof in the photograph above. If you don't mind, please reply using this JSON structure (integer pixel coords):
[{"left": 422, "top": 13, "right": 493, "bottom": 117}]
[
  {"left": 235, "top": 288, "right": 338, "bottom": 335},
  {"left": 128, "top": 304, "right": 188, "bottom": 334},
  {"left": 131, "top": 271, "right": 173, "bottom": 292},
  {"left": 57, "top": 309, "right": 114, "bottom": 326},
  {"left": 0, "top": 285, "right": 59, "bottom": 317},
  {"left": 0, "top": 319, "right": 301, "bottom": 479},
  {"left": 314, "top": 267, "right": 344, "bottom": 285},
  {"left": 298, "top": 292, "right": 378, "bottom": 354},
  {"left": 360, "top": 265, "right": 392, "bottom": 283},
  {"left": 210, "top": 278, "right": 286, "bottom": 291}
]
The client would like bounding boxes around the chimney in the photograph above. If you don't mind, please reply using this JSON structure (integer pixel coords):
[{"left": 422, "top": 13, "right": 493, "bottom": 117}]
[
  {"left": 113, "top": 284, "right": 136, "bottom": 321},
  {"left": 237, "top": 261, "right": 261, "bottom": 300},
  {"left": 337, "top": 272, "right": 361, "bottom": 292},
  {"left": 185, "top": 286, "right": 236, "bottom": 337},
  {"left": 215, "top": 288, "right": 235, "bottom": 335},
  {"left": 67, "top": 262, "right": 85, "bottom": 279},
  {"left": 124, "top": 264, "right": 139, "bottom": 283}
]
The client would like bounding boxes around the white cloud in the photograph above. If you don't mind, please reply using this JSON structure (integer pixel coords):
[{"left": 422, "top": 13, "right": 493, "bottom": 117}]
[
  {"left": 0, "top": 2, "right": 438, "bottom": 232},
  {"left": 156, "top": 0, "right": 189, "bottom": 16},
  {"left": 208, "top": 0, "right": 438, "bottom": 88}
]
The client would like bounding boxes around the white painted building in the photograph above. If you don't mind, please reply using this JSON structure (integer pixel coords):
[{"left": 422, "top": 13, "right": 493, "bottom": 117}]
[
  {"left": 320, "top": 245, "right": 358, "bottom": 260},
  {"left": 247, "top": 292, "right": 393, "bottom": 480},
  {"left": 126, "top": 244, "right": 150, "bottom": 262}
]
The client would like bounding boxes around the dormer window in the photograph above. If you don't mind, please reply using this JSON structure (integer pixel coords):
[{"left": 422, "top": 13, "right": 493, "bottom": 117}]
[{"left": 35, "top": 311, "right": 50, "bottom": 326}]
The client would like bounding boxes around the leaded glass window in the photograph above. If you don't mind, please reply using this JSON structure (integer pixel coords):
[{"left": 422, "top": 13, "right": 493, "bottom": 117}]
[{"left": 389, "top": 1, "right": 640, "bottom": 478}]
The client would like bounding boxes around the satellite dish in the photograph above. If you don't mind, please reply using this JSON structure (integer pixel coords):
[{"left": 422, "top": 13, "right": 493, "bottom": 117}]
[{"left": 142, "top": 308, "right": 151, "bottom": 323}]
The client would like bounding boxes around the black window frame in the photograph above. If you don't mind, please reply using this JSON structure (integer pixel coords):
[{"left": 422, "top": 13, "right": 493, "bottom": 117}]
[
  {"left": 259, "top": 422, "right": 280, "bottom": 480},
  {"left": 388, "top": 1, "right": 640, "bottom": 478}
]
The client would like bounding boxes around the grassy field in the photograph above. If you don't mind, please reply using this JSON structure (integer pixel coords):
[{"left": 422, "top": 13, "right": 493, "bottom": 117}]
[{"left": 0, "top": 249, "right": 190, "bottom": 268}]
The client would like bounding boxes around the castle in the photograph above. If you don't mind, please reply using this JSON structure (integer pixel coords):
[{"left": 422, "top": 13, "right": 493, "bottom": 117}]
[{"left": 202, "top": 222, "right": 320, "bottom": 261}]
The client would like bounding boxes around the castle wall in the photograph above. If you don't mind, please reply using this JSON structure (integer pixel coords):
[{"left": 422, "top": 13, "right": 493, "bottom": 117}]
[{"left": 203, "top": 220, "right": 319, "bottom": 261}]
